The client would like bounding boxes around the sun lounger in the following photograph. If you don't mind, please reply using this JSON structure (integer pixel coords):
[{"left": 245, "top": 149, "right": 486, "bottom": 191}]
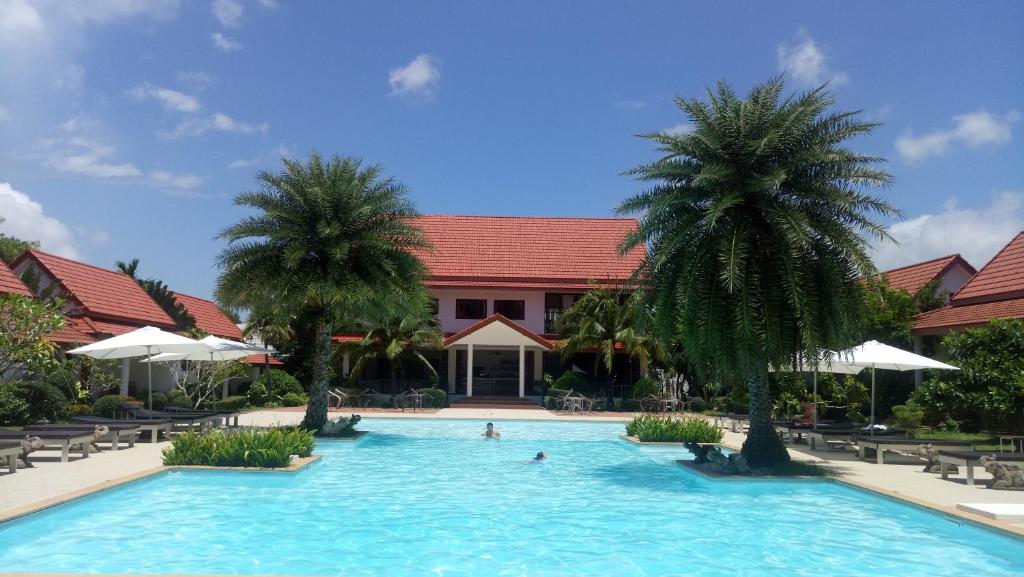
[
  {"left": 805, "top": 428, "right": 904, "bottom": 451},
  {"left": 936, "top": 450, "right": 1024, "bottom": 486},
  {"left": 22, "top": 423, "right": 141, "bottom": 451},
  {"left": 69, "top": 416, "right": 173, "bottom": 442},
  {"left": 161, "top": 406, "right": 240, "bottom": 426},
  {"left": 0, "top": 440, "right": 21, "bottom": 474},
  {"left": 0, "top": 430, "right": 94, "bottom": 463},
  {"left": 125, "top": 407, "right": 220, "bottom": 430},
  {"left": 855, "top": 437, "right": 975, "bottom": 464},
  {"left": 723, "top": 414, "right": 749, "bottom": 433}
]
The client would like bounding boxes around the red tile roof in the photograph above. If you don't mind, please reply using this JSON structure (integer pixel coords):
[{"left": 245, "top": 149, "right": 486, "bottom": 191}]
[
  {"left": 878, "top": 254, "right": 975, "bottom": 295},
  {"left": 48, "top": 321, "right": 96, "bottom": 345},
  {"left": 443, "top": 313, "right": 553, "bottom": 350},
  {"left": 913, "top": 297, "right": 1024, "bottom": 333},
  {"left": 13, "top": 249, "right": 175, "bottom": 329},
  {"left": 0, "top": 260, "right": 32, "bottom": 297},
  {"left": 411, "top": 215, "right": 644, "bottom": 289},
  {"left": 245, "top": 354, "right": 284, "bottom": 366},
  {"left": 949, "top": 232, "right": 1024, "bottom": 305},
  {"left": 171, "top": 292, "right": 243, "bottom": 340}
]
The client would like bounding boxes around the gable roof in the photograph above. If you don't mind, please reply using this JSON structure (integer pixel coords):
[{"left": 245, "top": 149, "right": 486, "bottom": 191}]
[
  {"left": 878, "top": 254, "right": 975, "bottom": 295},
  {"left": 411, "top": 215, "right": 644, "bottom": 290},
  {"left": 12, "top": 249, "right": 175, "bottom": 328},
  {"left": 949, "top": 231, "right": 1024, "bottom": 306},
  {"left": 171, "top": 292, "right": 243, "bottom": 340},
  {"left": 0, "top": 260, "right": 33, "bottom": 297},
  {"left": 443, "top": 313, "right": 553, "bottom": 350},
  {"left": 913, "top": 297, "right": 1024, "bottom": 334}
]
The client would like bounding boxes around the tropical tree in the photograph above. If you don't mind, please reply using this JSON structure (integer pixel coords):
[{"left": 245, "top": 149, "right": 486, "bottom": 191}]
[
  {"left": 618, "top": 78, "right": 897, "bottom": 467},
  {"left": 116, "top": 258, "right": 196, "bottom": 331},
  {"left": 215, "top": 152, "right": 428, "bottom": 431},
  {"left": 0, "top": 219, "right": 39, "bottom": 264},
  {"left": 555, "top": 287, "right": 659, "bottom": 407},
  {"left": 0, "top": 294, "right": 65, "bottom": 380},
  {"left": 243, "top": 305, "right": 295, "bottom": 400},
  {"left": 343, "top": 313, "right": 443, "bottom": 391}
]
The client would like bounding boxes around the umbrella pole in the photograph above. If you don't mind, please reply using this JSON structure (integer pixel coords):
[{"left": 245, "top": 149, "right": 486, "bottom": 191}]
[
  {"left": 812, "top": 370, "right": 818, "bottom": 429},
  {"left": 147, "top": 345, "right": 153, "bottom": 416},
  {"left": 870, "top": 364, "right": 876, "bottom": 436}
]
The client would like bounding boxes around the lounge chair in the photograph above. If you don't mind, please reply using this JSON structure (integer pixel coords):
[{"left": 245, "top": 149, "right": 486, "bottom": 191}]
[
  {"left": 723, "top": 414, "right": 749, "bottom": 433},
  {"left": 0, "top": 440, "right": 21, "bottom": 474},
  {"left": 936, "top": 450, "right": 1024, "bottom": 486},
  {"left": 0, "top": 430, "right": 95, "bottom": 463},
  {"left": 124, "top": 407, "right": 220, "bottom": 431},
  {"left": 160, "top": 406, "right": 240, "bottom": 427},
  {"left": 805, "top": 427, "right": 904, "bottom": 451},
  {"left": 855, "top": 436, "right": 975, "bottom": 464},
  {"left": 70, "top": 416, "right": 173, "bottom": 442},
  {"left": 22, "top": 423, "right": 141, "bottom": 451}
]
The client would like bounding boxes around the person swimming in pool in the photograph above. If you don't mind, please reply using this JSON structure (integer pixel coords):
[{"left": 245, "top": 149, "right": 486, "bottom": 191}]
[
  {"left": 529, "top": 451, "right": 547, "bottom": 463},
  {"left": 481, "top": 422, "right": 501, "bottom": 439}
]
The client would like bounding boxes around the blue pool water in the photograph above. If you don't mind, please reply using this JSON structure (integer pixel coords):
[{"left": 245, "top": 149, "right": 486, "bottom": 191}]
[{"left": 1, "top": 418, "right": 1023, "bottom": 576}]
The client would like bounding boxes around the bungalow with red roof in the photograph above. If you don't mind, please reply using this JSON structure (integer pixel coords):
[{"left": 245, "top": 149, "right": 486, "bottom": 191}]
[
  {"left": 339, "top": 215, "right": 645, "bottom": 399},
  {"left": 171, "top": 291, "right": 283, "bottom": 373},
  {"left": 876, "top": 254, "right": 975, "bottom": 303},
  {"left": 913, "top": 231, "right": 1024, "bottom": 346},
  {"left": 0, "top": 260, "right": 94, "bottom": 347}
]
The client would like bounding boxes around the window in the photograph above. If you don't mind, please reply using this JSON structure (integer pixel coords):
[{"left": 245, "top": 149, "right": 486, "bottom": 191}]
[
  {"left": 493, "top": 299, "right": 525, "bottom": 320},
  {"left": 455, "top": 299, "right": 487, "bottom": 319},
  {"left": 544, "top": 293, "right": 581, "bottom": 333}
]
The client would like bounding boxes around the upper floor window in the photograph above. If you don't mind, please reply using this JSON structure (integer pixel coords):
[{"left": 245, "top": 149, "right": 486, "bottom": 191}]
[
  {"left": 493, "top": 299, "right": 525, "bottom": 320},
  {"left": 455, "top": 299, "right": 487, "bottom": 320}
]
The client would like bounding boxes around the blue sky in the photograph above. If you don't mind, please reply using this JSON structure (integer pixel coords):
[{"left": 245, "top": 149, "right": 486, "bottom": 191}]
[{"left": 1, "top": 0, "right": 1022, "bottom": 300}]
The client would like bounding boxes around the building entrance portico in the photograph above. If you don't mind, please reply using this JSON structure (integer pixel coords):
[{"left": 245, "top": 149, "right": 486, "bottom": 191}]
[{"left": 444, "top": 314, "right": 551, "bottom": 398}]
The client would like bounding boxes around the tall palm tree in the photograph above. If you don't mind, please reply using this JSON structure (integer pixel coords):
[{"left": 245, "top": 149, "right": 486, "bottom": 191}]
[
  {"left": 619, "top": 78, "right": 897, "bottom": 467},
  {"left": 343, "top": 314, "right": 443, "bottom": 391},
  {"left": 216, "top": 152, "right": 428, "bottom": 431},
  {"left": 555, "top": 287, "right": 658, "bottom": 407}
]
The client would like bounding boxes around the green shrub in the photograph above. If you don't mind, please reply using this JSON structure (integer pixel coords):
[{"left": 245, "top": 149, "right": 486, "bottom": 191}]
[
  {"left": 166, "top": 389, "right": 192, "bottom": 408},
  {"left": 246, "top": 381, "right": 271, "bottom": 406},
  {"left": 65, "top": 403, "right": 93, "bottom": 417},
  {"left": 18, "top": 381, "right": 69, "bottom": 421},
  {"left": 161, "top": 427, "right": 316, "bottom": 468},
  {"left": 0, "top": 383, "right": 30, "bottom": 425},
  {"left": 147, "top": 391, "right": 167, "bottom": 410},
  {"left": 554, "top": 371, "right": 586, "bottom": 391},
  {"left": 268, "top": 369, "right": 304, "bottom": 397},
  {"left": 628, "top": 377, "right": 661, "bottom": 399},
  {"left": 687, "top": 397, "right": 706, "bottom": 412},
  {"left": 206, "top": 395, "right": 248, "bottom": 411},
  {"left": 93, "top": 394, "right": 129, "bottom": 418},
  {"left": 416, "top": 387, "right": 448, "bottom": 408},
  {"left": 890, "top": 404, "right": 924, "bottom": 431},
  {"left": 625, "top": 414, "right": 723, "bottom": 443},
  {"left": 281, "top": 392, "right": 308, "bottom": 407}
]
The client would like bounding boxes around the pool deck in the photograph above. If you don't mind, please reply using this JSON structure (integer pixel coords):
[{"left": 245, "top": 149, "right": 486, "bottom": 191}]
[{"left": 1, "top": 407, "right": 1022, "bottom": 538}]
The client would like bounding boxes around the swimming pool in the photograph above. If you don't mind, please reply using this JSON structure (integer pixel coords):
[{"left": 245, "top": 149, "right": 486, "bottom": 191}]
[{"left": 1, "top": 418, "right": 1022, "bottom": 576}]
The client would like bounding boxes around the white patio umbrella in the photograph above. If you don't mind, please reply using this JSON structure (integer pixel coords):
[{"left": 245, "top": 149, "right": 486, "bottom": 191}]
[
  {"left": 142, "top": 336, "right": 272, "bottom": 399},
  {"left": 837, "top": 340, "right": 959, "bottom": 432},
  {"left": 771, "top": 351, "right": 863, "bottom": 427},
  {"left": 67, "top": 326, "right": 208, "bottom": 411}
]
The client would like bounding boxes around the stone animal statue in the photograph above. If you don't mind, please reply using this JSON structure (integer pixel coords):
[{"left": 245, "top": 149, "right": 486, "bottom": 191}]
[
  {"left": 320, "top": 414, "right": 362, "bottom": 437},
  {"left": 917, "top": 443, "right": 956, "bottom": 474},
  {"left": 980, "top": 455, "right": 1024, "bottom": 491},
  {"left": 692, "top": 444, "right": 751, "bottom": 475},
  {"left": 86, "top": 425, "right": 110, "bottom": 454},
  {"left": 17, "top": 436, "right": 45, "bottom": 469}
]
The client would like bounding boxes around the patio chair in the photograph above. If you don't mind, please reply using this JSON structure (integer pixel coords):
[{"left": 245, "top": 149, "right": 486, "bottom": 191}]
[
  {"left": 328, "top": 388, "right": 349, "bottom": 409},
  {"left": 70, "top": 416, "right": 173, "bottom": 443}
]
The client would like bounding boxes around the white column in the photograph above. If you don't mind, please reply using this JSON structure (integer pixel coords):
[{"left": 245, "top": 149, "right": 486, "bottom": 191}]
[
  {"left": 533, "top": 350, "right": 543, "bottom": 383},
  {"left": 518, "top": 344, "right": 526, "bottom": 398},
  {"left": 342, "top": 352, "right": 350, "bottom": 378},
  {"left": 120, "top": 359, "right": 130, "bottom": 396},
  {"left": 466, "top": 344, "right": 474, "bottom": 397},
  {"left": 447, "top": 349, "right": 457, "bottom": 393}
]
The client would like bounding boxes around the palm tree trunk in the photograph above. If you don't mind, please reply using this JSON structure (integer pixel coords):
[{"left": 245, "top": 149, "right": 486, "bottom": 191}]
[
  {"left": 301, "top": 320, "right": 332, "bottom": 432},
  {"left": 605, "top": 363, "right": 614, "bottom": 410},
  {"left": 263, "top": 338, "right": 271, "bottom": 397},
  {"left": 740, "top": 362, "right": 790, "bottom": 468}
]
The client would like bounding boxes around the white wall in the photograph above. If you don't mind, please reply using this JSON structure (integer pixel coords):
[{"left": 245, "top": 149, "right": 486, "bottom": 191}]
[
  {"left": 432, "top": 288, "right": 549, "bottom": 334},
  {"left": 938, "top": 263, "right": 974, "bottom": 299}
]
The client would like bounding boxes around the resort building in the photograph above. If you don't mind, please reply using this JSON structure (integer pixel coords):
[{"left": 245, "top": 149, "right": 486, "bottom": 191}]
[
  {"left": 0, "top": 259, "right": 94, "bottom": 349},
  {"left": 339, "top": 215, "right": 646, "bottom": 399},
  {"left": 876, "top": 254, "right": 976, "bottom": 302},
  {"left": 913, "top": 231, "right": 1024, "bottom": 346}
]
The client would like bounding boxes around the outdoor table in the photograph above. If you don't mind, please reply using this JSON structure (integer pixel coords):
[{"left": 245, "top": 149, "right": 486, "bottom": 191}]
[
  {"left": 563, "top": 396, "right": 586, "bottom": 414},
  {"left": 359, "top": 393, "right": 387, "bottom": 411},
  {"left": 998, "top": 434, "right": 1024, "bottom": 453}
]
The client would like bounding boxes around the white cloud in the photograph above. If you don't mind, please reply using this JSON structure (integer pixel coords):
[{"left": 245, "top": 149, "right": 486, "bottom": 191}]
[
  {"left": 211, "top": 0, "right": 243, "bottom": 28},
  {"left": 211, "top": 32, "right": 242, "bottom": 52},
  {"left": 158, "top": 112, "right": 268, "bottom": 139},
  {"left": 0, "top": 105, "right": 9, "bottom": 123},
  {"left": 895, "top": 110, "right": 1018, "bottom": 162},
  {"left": 664, "top": 122, "right": 694, "bottom": 136},
  {"left": 176, "top": 70, "right": 215, "bottom": 91},
  {"left": 42, "top": 136, "right": 143, "bottom": 178},
  {"left": 227, "top": 157, "right": 259, "bottom": 170},
  {"left": 255, "top": 0, "right": 278, "bottom": 8},
  {"left": 872, "top": 191, "right": 1024, "bottom": 271},
  {"left": 777, "top": 29, "right": 848, "bottom": 88},
  {"left": 389, "top": 54, "right": 440, "bottom": 98},
  {"left": 0, "top": 181, "right": 80, "bottom": 258},
  {"left": 64, "top": 0, "right": 180, "bottom": 25},
  {"left": 129, "top": 83, "right": 201, "bottom": 112},
  {"left": 0, "top": 0, "right": 44, "bottom": 33},
  {"left": 149, "top": 170, "right": 202, "bottom": 190},
  {"left": 615, "top": 100, "right": 647, "bottom": 111}
]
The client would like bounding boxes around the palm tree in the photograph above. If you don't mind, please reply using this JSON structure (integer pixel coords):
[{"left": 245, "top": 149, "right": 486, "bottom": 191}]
[
  {"left": 243, "top": 305, "right": 295, "bottom": 399},
  {"left": 555, "top": 287, "right": 658, "bottom": 407},
  {"left": 216, "top": 152, "right": 428, "bottom": 431},
  {"left": 618, "top": 78, "right": 897, "bottom": 468},
  {"left": 343, "top": 314, "right": 443, "bottom": 391}
]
